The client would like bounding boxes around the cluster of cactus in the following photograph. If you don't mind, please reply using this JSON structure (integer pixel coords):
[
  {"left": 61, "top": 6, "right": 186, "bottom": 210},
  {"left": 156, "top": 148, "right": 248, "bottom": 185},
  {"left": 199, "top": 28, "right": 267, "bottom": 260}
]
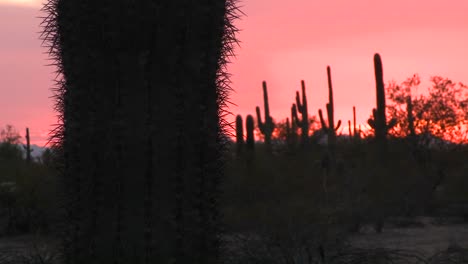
[
  {"left": 367, "top": 53, "right": 397, "bottom": 153},
  {"left": 292, "top": 80, "right": 310, "bottom": 148},
  {"left": 256, "top": 81, "right": 275, "bottom": 151},
  {"left": 234, "top": 54, "right": 402, "bottom": 168},
  {"left": 42, "top": 0, "right": 239, "bottom": 263}
]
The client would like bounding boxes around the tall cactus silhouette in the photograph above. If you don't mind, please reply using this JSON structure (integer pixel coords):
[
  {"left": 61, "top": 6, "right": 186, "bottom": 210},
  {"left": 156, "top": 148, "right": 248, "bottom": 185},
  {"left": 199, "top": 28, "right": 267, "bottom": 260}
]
[
  {"left": 235, "top": 115, "right": 244, "bottom": 156},
  {"left": 348, "top": 106, "right": 360, "bottom": 140},
  {"left": 290, "top": 104, "right": 298, "bottom": 146},
  {"left": 367, "top": 53, "right": 396, "bottom": 152},
  {"left": 366, "top": 53, "right": 397, "bottom": 233},
  {"left": 41, "top": 1, "right": 240, "bottom": 263},
  {"left": 23, "top": 127, "right": 32, "bottom": 163},
  {"left": 292, "top": 80, "right": 309, "bottom": 147},
  {"left": 256, "top": 81, "right": 275, "bottom": 151},
  {"left": 319, "top": 66, "right": 342, "bottom": 152},
  {"left": 246, "top": 114, "right": 255, "bottom": 151}
]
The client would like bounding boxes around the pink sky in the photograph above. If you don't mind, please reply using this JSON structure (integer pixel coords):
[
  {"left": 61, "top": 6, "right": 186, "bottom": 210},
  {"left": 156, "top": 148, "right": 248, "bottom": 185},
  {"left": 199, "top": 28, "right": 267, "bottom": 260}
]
[{"left": 1, "top": 0, "right": 467, "bottom": 146}]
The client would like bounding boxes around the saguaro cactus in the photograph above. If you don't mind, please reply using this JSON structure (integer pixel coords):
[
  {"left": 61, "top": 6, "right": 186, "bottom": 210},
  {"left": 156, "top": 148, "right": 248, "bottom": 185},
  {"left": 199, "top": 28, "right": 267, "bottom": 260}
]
[
  {"left": 367, "top": 53, "right": 396, "bottom": 151},
  {"left": 246, "top": 114, "right": 255, "bottom": 151},
  {"left": 235, "top": 115, "right": 244, "bottom": 156},
  {"left": 23, "top": 127, "right": 32, "bottom": 163},
  {"left": 348, "top": 106, "right": 360, "bottom": 140},
  {"left": 42, "top": 1, "right": 239, "bottom": 263},
  {"left": 292, "top": 80, "right": 309, "bottom": 147},
  {"left": 256, "top": 81, "right": 275, "bottom": 151},
  {"left": 319, "top": 66, "right": 342, "bottom": 150},
  {"left": 366, "top": 53, "right": 397, "bottom": 233},
  {"left": 290, "top": 104, "right": 298, "bottom": 146}
]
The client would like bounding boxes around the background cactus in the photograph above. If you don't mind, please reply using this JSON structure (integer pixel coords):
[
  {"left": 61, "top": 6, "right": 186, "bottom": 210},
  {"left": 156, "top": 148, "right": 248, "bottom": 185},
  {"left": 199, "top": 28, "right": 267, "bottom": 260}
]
[
  {"left": 292, "top": 80, "right": 310, "bottom": 148},
  {"left": 41, "top": 1, "right": 239, "bottom": 263},
  {"left": 256, "top": 81, "right": 275, "bottom": 151},
  {"left": 289, "top": 104, "right": 298, "bottom": 147},
  {"left": 319, "top": 66, "right": 342, "bottom": 154},
  {"left": 246, "top": 115, "right": 255, "bottom": 151},
  {"left": 366, "top": 53, "right": 397, "bottom": 233},
  {"left": 348, "top": 106, "right": 360, "bottom": 140},
  {"left": 23, "top": 127, "right": 32, "bottom": 163},
  {"left": 367, "top": 53, "right": 397, "bottom": 151},
  {"left": 236, "top": 115, "right": 244, "bottom": 156}
]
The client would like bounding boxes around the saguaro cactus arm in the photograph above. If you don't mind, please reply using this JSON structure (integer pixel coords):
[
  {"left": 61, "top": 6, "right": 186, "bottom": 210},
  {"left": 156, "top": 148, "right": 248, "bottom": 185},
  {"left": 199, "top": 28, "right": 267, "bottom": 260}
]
[
  {"left": 318, "top": 109, "right": 327, "bottom": 129},
  {"left": 256, "top": 106, "right": 264, "bottom": 132},
  {"left": 295, "top": 81, "right": 308, "bottom": 121},
  {"left": 292, "top": 104, "right": 299, "bottom": 124}
]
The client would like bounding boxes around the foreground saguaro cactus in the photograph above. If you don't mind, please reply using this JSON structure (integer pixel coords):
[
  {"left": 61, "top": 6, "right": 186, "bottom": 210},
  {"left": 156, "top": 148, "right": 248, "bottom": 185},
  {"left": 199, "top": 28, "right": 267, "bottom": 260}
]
[
  {"left": 41, "top": 1, "right": 239, "bottom": 263},
  {"left": 256, "top": 81, "right": 275, "bottom": 151}
]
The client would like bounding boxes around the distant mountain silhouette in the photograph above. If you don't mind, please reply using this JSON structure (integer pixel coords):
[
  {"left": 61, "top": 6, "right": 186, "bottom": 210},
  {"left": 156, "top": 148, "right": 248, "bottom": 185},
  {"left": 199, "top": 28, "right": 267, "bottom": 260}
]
[{"left": 19, "top": 144, "right": 47, "bottom": 160}]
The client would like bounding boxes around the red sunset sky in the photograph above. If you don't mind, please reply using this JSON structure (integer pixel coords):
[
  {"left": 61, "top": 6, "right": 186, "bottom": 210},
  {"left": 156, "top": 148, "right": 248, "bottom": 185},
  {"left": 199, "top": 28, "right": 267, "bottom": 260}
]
[{"left": 0, "top": 0, "right": 467, "bottom": 146}]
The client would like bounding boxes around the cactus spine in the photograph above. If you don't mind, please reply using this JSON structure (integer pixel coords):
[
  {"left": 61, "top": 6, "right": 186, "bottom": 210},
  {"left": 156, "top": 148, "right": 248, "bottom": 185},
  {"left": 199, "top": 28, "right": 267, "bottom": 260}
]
[
  {"left": 23, "top": 127, "right": 32, "bottom": 163},
  {"left": 235, "top": 115, "right": 244, "bottom": 156},
  {"left": 256, "top": 81, "right": 275, "bottom": 151},
  {"left": 292, "top": 80, "right": 309, "bottom": 147},
  {"left": 319, "top": 66, "right": 342, "bottom": 150}
]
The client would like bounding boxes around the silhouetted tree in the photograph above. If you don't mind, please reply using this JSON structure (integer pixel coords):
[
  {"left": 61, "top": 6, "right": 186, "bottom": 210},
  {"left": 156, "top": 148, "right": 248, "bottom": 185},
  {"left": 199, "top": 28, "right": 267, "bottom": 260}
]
[
  {"left": 0, "top": 125, "right": 21, "bottom": 145},
  {"left": 0, "top": 125, "right": 23, "bottom": 161},
  {"left": 387, "top": 74, "right": 468, "bottom": 144}
]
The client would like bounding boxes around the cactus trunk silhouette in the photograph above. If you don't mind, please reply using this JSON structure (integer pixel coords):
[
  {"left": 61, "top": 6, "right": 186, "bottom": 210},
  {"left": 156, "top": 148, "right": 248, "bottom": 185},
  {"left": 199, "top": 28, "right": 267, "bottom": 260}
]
[
  {"left": 319, "top": 66, "right": 341, "bottom": 165},
  {"left": 23, "top": 127, "right": 31, "bottom": 163},
  {"left": 256, "top": 81, "right": 275, "bottom": 153},
  {"left": 292, "top": 80, "right": 309, "bottom": 148},
  {"left": 41, "top": 1, "right": 239, "bottom": 263},
  {"left": 367, "top": 53, "right": 396, "bottom": 157},
  {"left": 235, "top": 115, "right": 244, "bottom": 157},
  {"left": 366, "top": 53, "right": 396, "bottom": 233}
]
